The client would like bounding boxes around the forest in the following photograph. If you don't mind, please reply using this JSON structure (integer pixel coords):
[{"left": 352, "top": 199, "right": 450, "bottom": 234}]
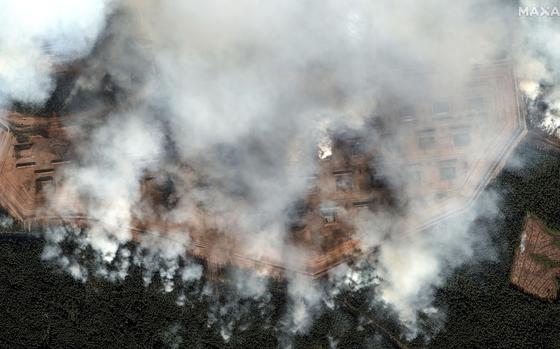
[{"left": 0, "top": 140, "right": 559, "bottom": 349}]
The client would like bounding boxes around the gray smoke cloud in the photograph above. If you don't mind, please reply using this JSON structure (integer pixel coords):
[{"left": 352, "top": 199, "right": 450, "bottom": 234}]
[{"left": 1, "top": 0, "right": 549, "bottom": 342}]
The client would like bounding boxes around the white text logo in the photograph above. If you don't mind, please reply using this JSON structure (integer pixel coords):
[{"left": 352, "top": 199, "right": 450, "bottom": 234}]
[{"left": 519, "top": 6, "right": 560, "bottom": 16}]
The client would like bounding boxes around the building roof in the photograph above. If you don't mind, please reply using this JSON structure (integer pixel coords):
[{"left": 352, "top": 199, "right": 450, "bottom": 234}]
[
  {"left": 511, "top": 214, "right": 560, "bottom": 300},
  {"left": 0, "top": 61, "right": 527, "bottom": 278}
]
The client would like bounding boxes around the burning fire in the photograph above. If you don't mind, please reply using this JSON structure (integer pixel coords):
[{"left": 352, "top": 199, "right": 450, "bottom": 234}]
[{"left": 318, "top": 136, "right": 332, "bottom": 160}]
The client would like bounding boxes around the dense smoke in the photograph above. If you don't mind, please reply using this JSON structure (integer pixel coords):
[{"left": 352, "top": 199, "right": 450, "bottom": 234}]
[
  {"left": 1, "top": 0, "right": 549, "bottom": 342},
  {"left": 0, "top": 0, "right": 113, "bottom": 108},
  {"left": 517, "top": 0, "right": 560, "bottom": 137}
]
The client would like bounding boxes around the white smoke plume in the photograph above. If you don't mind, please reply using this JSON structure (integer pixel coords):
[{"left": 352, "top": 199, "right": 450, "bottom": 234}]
[
  {"left": 517, "top": 0, "right": 560, "bottom": 138},
  {"left": 2, "top": 0, "right": 551, "bottom": 343},
  {"left": 344, "top": 192, "right": 500, "bottom": 337},
  {"left": 0, "top": 0, "right": 113, "bottom": 108}
]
